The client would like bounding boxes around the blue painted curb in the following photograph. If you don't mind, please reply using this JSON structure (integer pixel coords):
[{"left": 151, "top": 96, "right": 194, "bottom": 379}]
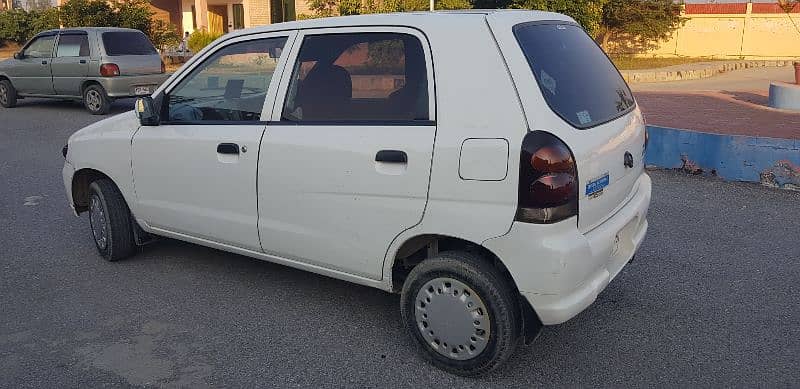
[{"left": 644, "top": 125, "right": 800, "bottom": 189}]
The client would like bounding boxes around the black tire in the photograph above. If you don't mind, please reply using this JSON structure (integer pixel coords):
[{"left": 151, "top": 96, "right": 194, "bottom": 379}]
[
  {"left": 83, "top": 84, "right": 111, "bottom": 115},
  {"left": 0, "top": 79, "right": 17, "bottom": 108},
  {"left": 88, "top": 179, "right": 136, "bottom": 261},
  {"left": 400, "top": 251, "right": 522, "bottom": 376}
]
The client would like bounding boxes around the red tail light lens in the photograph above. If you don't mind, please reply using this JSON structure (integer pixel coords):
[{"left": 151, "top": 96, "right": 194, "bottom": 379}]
[
  {"left": 516, "top": 131, "right": 578, "bottom": 224},
  {"left": 100, "top": 63, "right": 120, "bottom": 77},
  {"left": 160, "top": 60, "right": 166, "bottom": 74}
]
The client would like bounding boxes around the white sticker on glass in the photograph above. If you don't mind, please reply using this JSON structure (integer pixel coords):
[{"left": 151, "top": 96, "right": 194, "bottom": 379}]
[
  {"left": 576, "top": 110, "right": 592, "bottom": 125},
  {"left": 540, "top": 70, "right": 557, "bottom": 96}
]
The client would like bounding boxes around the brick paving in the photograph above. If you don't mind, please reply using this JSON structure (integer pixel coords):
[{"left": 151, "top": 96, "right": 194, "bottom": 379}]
[{"left": 635, "top": 90, "right": 800, "bottom": 140}]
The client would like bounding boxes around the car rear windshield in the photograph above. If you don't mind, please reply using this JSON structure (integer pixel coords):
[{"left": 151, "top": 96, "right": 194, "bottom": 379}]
[
  {"left": 513, "top": 22, "right": 635, "bottom": 129},
  {"left": 102, "top": 31, "right": 157, "bottom": 56}
]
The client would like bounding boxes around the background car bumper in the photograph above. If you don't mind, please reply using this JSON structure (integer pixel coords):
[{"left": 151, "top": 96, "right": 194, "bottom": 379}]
[
  {"left": 484, "top": 173, "right": 652, "bottom": 325},
  {"left": 96, "top": 74, "right": 169, "bottom": 98}
]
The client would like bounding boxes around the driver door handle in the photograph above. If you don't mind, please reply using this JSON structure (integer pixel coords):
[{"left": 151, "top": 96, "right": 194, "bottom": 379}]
[
  {"left": 217, "top": 143, "right": 239, "bottom": 155},
  {"left": 375, "top": 150, "right": 407, "bottom": 163},
  {"left": 41, "top": 60, "right": 47, "bottom": 65}
]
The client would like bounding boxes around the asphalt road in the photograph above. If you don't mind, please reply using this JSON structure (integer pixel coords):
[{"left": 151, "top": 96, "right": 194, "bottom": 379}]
[{"left": 1, "top": 98, "right": 799, "bottom": 388}]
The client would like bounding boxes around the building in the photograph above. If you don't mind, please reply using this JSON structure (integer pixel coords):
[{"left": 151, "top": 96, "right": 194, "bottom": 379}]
[{"left": 149, "top": 0, "right": 312, "bottom": 36}]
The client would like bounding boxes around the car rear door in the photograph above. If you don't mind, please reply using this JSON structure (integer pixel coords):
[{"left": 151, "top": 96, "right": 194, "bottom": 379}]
[
  {"left": 488, "top": 13, "right": 647, "bottom": 233},
  {"left": 51, "top": 31, "right": 91, "bottom": 96},
  {"left": 257, "top": 27, "right": 436, "bottom": 280},
  {"left": 131, "top": 31, "right": 295, "bottom": 251},
  {"left": 12, "top": 33, "right": 56, "bottom": 95}
]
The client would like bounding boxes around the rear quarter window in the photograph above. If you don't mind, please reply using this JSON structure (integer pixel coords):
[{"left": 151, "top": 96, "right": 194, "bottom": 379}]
[
  {"left": 513, "top": 22, "right": 635, "bottom": 129},
  {"left": 102, "top": 31, "right": 158, "bottom": 56}
]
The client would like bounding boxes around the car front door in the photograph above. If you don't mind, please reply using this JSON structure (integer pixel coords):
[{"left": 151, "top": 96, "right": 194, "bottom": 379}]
[
  {"left": 257, "top": 28, "right": 436, "bottom": 279},
  {"left": 11, "top": 34, "right": 56, "bottom": 95},
  {"left": 132, "top": 32, "right": 295, "bottom": 251},
  {"left": 51, "top": 31, "right": 91, "bottom": 96}
]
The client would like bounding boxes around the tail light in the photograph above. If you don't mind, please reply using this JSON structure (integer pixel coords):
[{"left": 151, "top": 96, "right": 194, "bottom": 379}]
[
  {"left": 644, "top": 128, "right": 649, "bottom": 152},
  {"left": 160, "top": 60, "right": 166, "bottom": 74},
  {"left": 515, "top": 131, "right": 578, "bottom": 224},
  {"left": 100, "top": 63, "right": 120, "bottom": 77}
]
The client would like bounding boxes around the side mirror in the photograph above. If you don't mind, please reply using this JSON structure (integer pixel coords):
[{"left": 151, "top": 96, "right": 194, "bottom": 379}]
[
  {"left": 13, "top": 52, "right": 24, "bottom": 60},
  {"left": 135, "top": 97, "right": 160, "bottom": 126}
]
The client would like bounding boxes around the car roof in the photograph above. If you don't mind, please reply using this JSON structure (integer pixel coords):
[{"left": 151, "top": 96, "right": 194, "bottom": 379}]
[
  {"left": 38, "top": 27, "right": 144, "bottom": 35},
  {"left": 225, "top": 10, "right": 573, "bottom": 38}
]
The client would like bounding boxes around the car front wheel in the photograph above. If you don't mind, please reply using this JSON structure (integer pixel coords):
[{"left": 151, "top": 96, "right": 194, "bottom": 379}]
[
  {"left": 88, "top": 179, "right": 136, "bottom": 261},
  {"left": 0, "top": 79, "right": 17, "bottom": 108},
  {"left": 83, "top": 84, "right": 111, "bottom": 115},
  {"left": 400, "top": 251, "right": 522, "bottom": 376}
]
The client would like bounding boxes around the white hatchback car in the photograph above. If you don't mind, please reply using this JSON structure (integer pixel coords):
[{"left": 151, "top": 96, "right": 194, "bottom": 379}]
[{"left": 62, "top": 10, "right": 651, "bottom": 376}]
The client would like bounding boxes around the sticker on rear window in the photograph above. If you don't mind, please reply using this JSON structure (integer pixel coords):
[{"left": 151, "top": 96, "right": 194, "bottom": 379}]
[
  {"left": 576, "top": 110, "right": 592, "bottom": 125},
  {"left": 540, "top": 70, "right": 557, "bottom": 96},
  {"left": 586, "top": 172, "right": 610, "bottom": 197}
]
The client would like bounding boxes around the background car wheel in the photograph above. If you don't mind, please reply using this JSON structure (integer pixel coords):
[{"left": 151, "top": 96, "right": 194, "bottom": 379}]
[
  {"left": 0, "top": 79, "right": 17, "bottom": 108},
  {"left": 88, "top": 179, "right": 136, "bottom": 261},
  {"left": 83, "top": 84, "right": 111, "bottom": 115},
  {"left": 400, "top": 251, "right": 522, "bottom": 376}
]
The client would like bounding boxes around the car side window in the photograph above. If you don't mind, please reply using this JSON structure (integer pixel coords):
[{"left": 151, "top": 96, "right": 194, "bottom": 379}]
[
  {"left": 23, "top": 36, "right": 56, "bottom": 58},
  {"left": 56, "top": 34, "right": 90, "bottom": 57},
  {"left": 165, "top": 37, "right": 288, "bottom": 123},
  {"left": 282, "top": 32, "right": 429, "bottom": 122}
]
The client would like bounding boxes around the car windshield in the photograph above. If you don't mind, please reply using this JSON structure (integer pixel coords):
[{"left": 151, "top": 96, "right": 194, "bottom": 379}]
[
  {"left": 101, "top": 31, "right": 157, "bottom": 56},
  {"left": 513, "top": 22, "right": 635, "bottom": 129}
]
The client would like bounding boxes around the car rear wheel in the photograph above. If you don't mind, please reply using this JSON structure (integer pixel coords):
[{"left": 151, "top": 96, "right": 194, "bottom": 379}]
[
  {"left": 0, "top": 80, "right": 17, "bottom": 108},
  {"left": 83, "top": 84, "right": 110, "bottom": 115},
  {"left": 88, "top": 179, "right": 136, "bottom": 261},
  {"left": 400, "top": 251, "right": 522, "bottom": 376}
]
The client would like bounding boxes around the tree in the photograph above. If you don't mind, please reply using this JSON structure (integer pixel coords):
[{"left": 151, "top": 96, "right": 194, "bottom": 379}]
[
  {"left": 304, "top": 0, "right": 470, "bottom": 19},
  {"left": 599, "top": 0, "right": 683, "bottom": 52},
  {"left": 59, "top": 0, "right": 116, "bottom": 27},
  {"left": 511, "top": 0, "right": 609, "bottom": 37}
]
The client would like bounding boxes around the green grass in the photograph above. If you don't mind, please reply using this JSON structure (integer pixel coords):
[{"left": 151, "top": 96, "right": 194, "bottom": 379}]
[{"left": 611, "top": 56, "right": 724, "bottom": 70}]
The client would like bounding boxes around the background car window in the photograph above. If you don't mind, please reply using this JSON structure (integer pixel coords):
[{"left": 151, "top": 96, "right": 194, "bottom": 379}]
[
  {"left": 102, "top": 32, "right": 158, "bottom": 56},
  {"left": 56, "top": 35, "right": 90, "bottom": 57},
  {"left": 282, "top": 33, "right": 429, "bottom": 122},
  {"left": 166, "top": 37, "right": 287, "bottom": 123},
  {"left": 23, "top": 36, "right": 56, "bottom": 58}
]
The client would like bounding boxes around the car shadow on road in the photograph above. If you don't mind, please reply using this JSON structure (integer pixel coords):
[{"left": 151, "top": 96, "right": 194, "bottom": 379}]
[
  {"left": 10, "top": 97, "right": 135, "bottom": 115},
  {"left": 129, "top": 237, "right": 587, "bottom": 381}
]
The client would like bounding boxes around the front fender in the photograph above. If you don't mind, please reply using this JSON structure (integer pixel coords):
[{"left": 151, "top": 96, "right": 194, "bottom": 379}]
[{"left": 67, "top": 111, "right": 140, "bottom": 216}]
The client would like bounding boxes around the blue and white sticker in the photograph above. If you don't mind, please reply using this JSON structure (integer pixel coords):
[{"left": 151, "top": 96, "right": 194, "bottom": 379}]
[
  {"left": 576, "top": 110, "right": 592, "bottom": 125},
  {"left": 586, "top": 173, "right": 610, "bottom": 197}
]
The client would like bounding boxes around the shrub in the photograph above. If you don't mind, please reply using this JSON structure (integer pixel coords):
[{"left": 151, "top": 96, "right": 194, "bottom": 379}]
[
  {"left": 0, "top": 7, "right": 60, "bottom": 43},
  {"left": 188, "top": 30, "right": 223, "bottom": 53},
  {"left": 148, "top": 19, "right": 181, "bottom": 50}
]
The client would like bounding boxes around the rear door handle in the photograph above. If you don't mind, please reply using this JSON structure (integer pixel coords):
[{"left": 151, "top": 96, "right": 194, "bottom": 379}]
[
  {"left": 217, "top": 143, "right": 239, "bottom": 155},
  {"left": 79, "top": 59, "right": 86, "bottom": 64},
  {"left": 375, "top": 150, "right": 407, "bottom": 163},
  {"left": 41, "top": 60, "right": 47, "bottom": 65}
]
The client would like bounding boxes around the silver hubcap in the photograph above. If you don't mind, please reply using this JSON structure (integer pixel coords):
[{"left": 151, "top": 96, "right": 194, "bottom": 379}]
[
  {"left": 415, "top": 277, "right": 491, "bottom": 360},
  {"left": 85, "top": 90, "right": 102, "bottom": 111},
  {"left": 0, "top": 84, "right": 7, "bottom": 105},
  {"left": 89, "top": 195, "right": 107, "bottom": 250}
]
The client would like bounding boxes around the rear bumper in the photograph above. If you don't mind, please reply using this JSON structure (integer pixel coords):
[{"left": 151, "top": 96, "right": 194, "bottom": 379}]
[
  {"left": 484, "top": 173, "right": 651, "bottom": 325},
  {"left": 95, "top": 74, "right": 169, "bottom": 98}
]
